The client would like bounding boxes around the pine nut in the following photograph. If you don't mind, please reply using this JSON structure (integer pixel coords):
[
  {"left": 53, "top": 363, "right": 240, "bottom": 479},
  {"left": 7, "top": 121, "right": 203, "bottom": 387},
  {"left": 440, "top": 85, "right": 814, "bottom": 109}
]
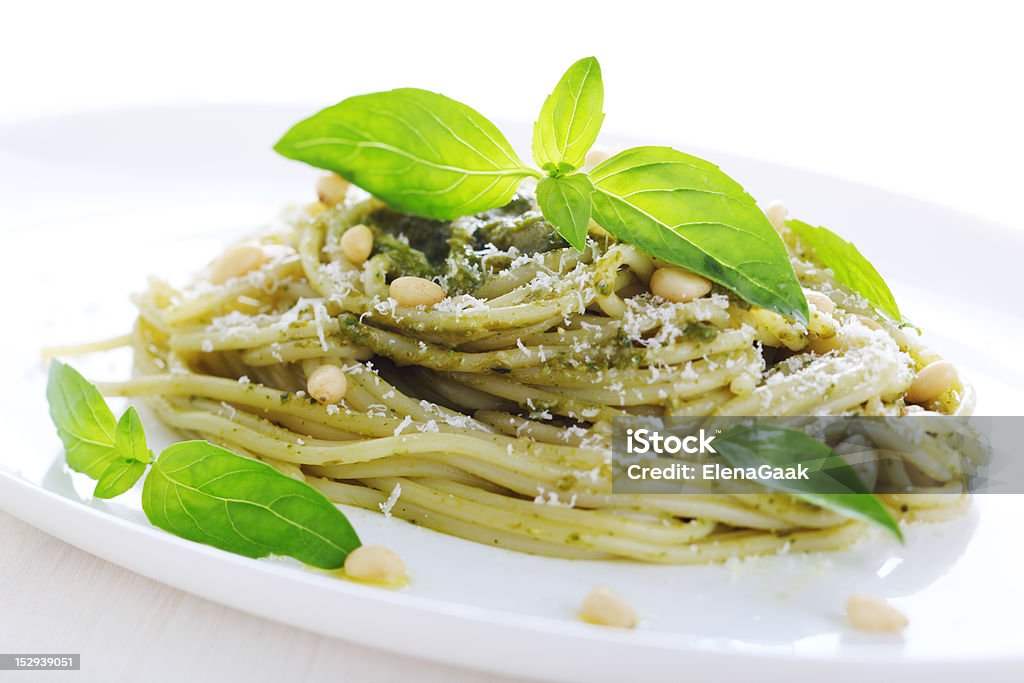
[
  {"left": 905, "top": 360, "right": 958, "bottom": 404},
  {"left": 209, "top": 243, "right": 267, "bottom": 284},
  {"left": 343, "top": 545, "right": 407, "bottom": 586},
  {"left": 316, "top": 173, "right": 350, "bottom": 206},
  {"left": 389, "top": 276, "right": 446, "bottom": 308},
  {"left": 845, "top": 594, "right": 908, "bottom": 633},
  {"left": 340, "top": 224, "right": 374, "bottom": 266},
  {"left": 764, "top": 200, "right": 788, "bottom": 231},
  {"left": 307, "top": 365, "right": 347, "bottom": 404},
  {"left": 649, "top": 267, "right": 712, "bottom": 303},
  {"left": 580, "top": 586, "right": 637, "bottom": 628},
  {"left": 805, "top": 290, "right": 835, "bottom": 314}
]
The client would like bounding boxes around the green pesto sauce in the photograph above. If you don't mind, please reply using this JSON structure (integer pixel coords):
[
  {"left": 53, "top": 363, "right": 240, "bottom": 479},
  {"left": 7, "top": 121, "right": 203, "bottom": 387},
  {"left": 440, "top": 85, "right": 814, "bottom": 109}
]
[
  {"left": 364, "top": 193, "right": 566, "bottom": 297},
  {"left": 555, "top": 474, "right": 578, "bottom": 491},
  {"left": 367, "top": 208, "right": 451, "bottom": 265},
  {"left": 609, "top": 330, "right": 644, "bottom": 368},
  {"left": 444, "top": 249, "right": 485, "bottom": 296},
  {"left": 470, "top": 209, "right": 567, "bottom": 254},
  {"left": 373, "top": 233, "right": 438, "bottom": 279},
  {"left": 337, "top": 313, "right": 369, "bottom": 344},
  {"left": 684, "top": 322, "right": 720, "bottom": 341}
]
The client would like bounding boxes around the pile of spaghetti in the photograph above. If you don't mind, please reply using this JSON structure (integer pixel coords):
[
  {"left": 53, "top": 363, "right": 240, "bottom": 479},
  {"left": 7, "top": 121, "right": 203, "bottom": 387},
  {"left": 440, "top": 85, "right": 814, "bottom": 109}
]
[{"left": 98, "top": 185, "right": 976, "bottom": 563}]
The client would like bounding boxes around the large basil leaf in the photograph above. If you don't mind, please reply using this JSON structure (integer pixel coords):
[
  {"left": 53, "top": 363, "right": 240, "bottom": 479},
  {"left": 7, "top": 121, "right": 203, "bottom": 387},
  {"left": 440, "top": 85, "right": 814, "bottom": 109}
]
[
  {"left": 589, "top": 146, "right": 809, "bottom": 323},
  {"left": 274, "top": 88, "right": 537, "bottom": 220},
  {"left": 143, "top": 441, "right": 361, "bottom": 568}
]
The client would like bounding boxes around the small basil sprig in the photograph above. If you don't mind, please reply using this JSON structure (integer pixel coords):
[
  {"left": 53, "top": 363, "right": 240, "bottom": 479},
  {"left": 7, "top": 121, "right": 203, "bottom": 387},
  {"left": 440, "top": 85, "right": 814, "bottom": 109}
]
[
  {"left": 532, "top": 56, "right": 605, "bottom": 175},
  {"left": 46, "top": 361, "right": 150, "bottom": 493},
  {"left": 787, "top": 219, "right": 903, "bottom": 322},
  {"left": 714, "top": 424, "right": 902, "bottom": 541},
  {"left": 96, "top": 406, "right": 152, "bottom": 498},
  {"left": 274, "top": 57, "right": 812, "bottom": 322},
  {"left": 46, "top": 361, "right": 361, "bottom": 567}
]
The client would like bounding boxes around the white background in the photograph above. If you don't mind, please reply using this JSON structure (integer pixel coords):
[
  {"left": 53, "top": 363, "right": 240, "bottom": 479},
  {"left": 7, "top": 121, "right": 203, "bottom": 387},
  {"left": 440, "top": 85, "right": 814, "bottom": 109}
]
[
  {"left": 1, "top": 1, "right": 1021, "bottom": 682},
  {"left": 2, "top": 0, "right": 1022, "bottom": 229}
]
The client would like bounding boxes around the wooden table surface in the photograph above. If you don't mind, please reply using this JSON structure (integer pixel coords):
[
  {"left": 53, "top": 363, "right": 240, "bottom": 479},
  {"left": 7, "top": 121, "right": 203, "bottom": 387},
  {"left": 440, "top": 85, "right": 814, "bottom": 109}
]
[{"left": 0, "top": 511, "right": 529, "bottom": 682}]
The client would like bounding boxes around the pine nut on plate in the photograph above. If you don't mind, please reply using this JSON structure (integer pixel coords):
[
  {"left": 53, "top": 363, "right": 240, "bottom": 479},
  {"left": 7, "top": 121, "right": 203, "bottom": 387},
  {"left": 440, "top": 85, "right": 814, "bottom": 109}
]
[
  {"left": 846, "top": 594, "right": 908, "bottom": 633},
  {"left": 344, "top": 545, "right": 407, "bottom": 586},
  {"left": 580, "top": 586, "right": 637, "bottom": 628}
]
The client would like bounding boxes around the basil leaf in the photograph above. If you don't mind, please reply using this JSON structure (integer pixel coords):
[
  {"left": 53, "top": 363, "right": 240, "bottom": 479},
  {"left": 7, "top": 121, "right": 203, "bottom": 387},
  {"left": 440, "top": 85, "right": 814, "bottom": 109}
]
[
  {"left": 46, "top": 366, "right": 363, "bottom": 566},
  {"left": 92, "top": 407, "right": 152, "bottom": 499},
  {"left": 114, "top": 406, "right": 152, "bottom": 464},
  {"left": 46, "top": 361, "right": 118, "bottom": 478},
  {"left": 532, "top": 56, "right": 605, "bottom": 174},
  {"left": 274, "top": 88, "right": 538, "bottom": 220},
  {"left": 536, "top": 174, "right": 594, "bottom": 251},
  {"left": 94, "top": 458, "right": 148, "bottom": 499},
  {"left": 142, "top": 441, "right": 361, "bottom": 568},
  {"left": 589, "top": 147, "right": 809, "bottom": 323},
  {"left": 787, "top": 219, "right": 902, "bottom": 321},
  {"left": 714, "top": 425, "right": 902, "bottom": 541}
]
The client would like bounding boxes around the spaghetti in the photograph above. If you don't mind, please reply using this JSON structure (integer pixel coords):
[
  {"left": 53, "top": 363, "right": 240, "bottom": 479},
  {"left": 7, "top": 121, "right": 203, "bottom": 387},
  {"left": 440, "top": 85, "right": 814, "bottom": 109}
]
[{"left": 92, "top": 188, "right": 974, "bottom": 563}]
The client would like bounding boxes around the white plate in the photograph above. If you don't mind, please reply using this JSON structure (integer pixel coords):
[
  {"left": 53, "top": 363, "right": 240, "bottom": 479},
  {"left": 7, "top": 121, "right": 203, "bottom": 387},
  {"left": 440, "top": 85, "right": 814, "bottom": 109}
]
[{"left": 1, "top": 107, "right": 1022, "bottom": 683}]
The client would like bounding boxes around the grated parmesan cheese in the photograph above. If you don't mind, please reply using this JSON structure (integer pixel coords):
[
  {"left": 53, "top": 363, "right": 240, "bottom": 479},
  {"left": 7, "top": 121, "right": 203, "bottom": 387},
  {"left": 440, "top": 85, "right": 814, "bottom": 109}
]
[
  {"left": 379, "top": 483, "right": 402, "bottom": 517},
  {"left": 393, "top": 415, "right": 413, "bottom": 436}
]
